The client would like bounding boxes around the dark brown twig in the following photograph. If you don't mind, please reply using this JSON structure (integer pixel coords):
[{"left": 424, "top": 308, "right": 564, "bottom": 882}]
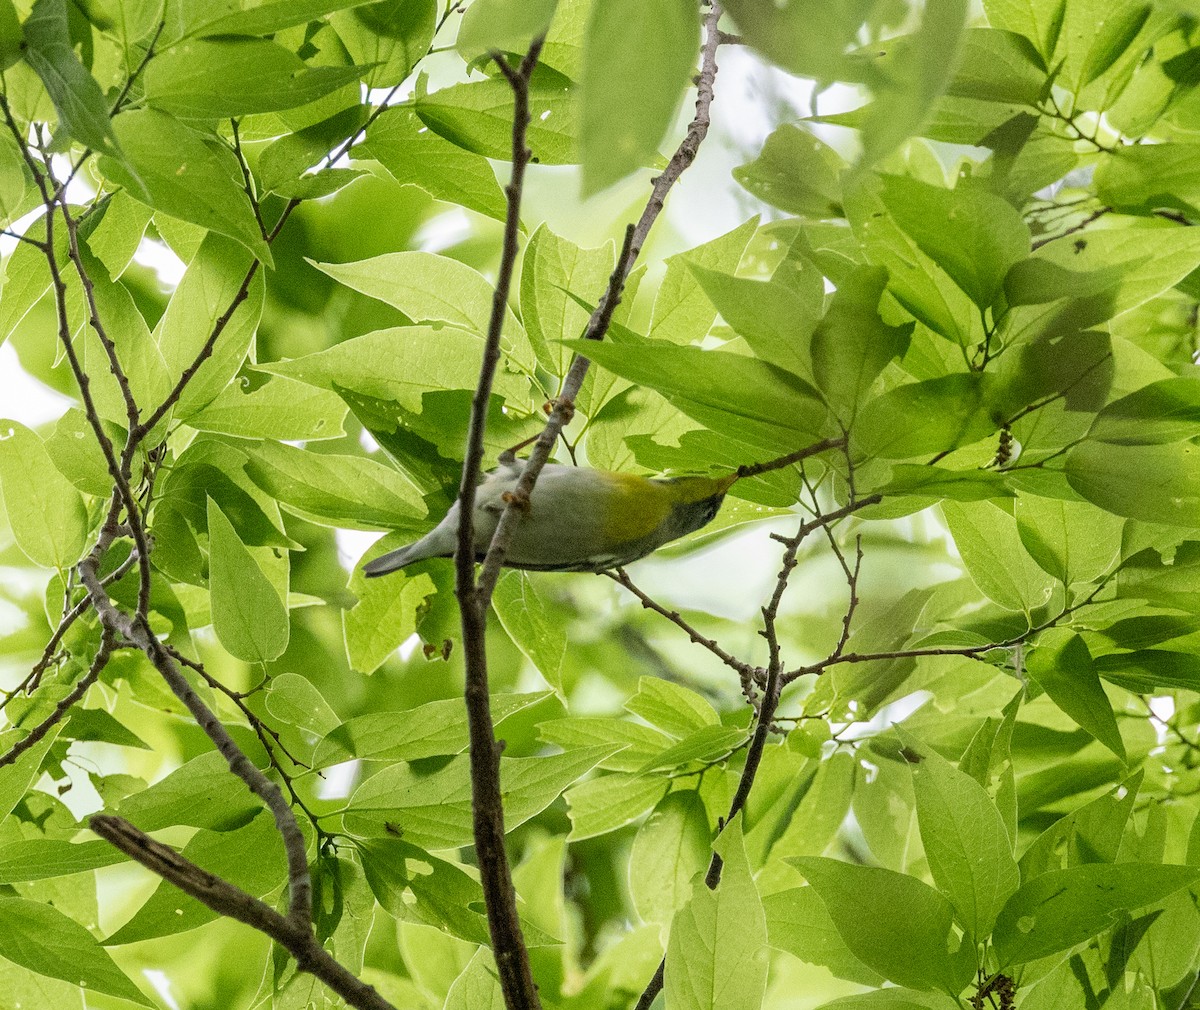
[
  {"left": 453, "top": 39, "right": 546, "bottom": 1010},
  {"left": 89, "top": 815, "right": 395, "bottom": 1010}
]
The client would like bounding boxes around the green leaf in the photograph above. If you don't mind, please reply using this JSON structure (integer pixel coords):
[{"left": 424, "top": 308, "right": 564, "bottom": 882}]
[
  {"left": 457, "top": 0, "right": 558, "bottom": 58},
  {"left": 720, "top": 0, "right": 869, "bottom": 79},
  {"left": 993, "top": 863, "right": 1200, "bottom": 966},
  {"left": 344, "top": 745, "right": 617, "bottom": 847},
  {"left": 359, "top": 836, "right": 554, "bottom": 947},
  {"left": 1088, "top": 377, "right": 1200, "bottom": 445},
  {"left": 649, "top": 217, "right": 758, "bottom": 347},
  {"left": 242, "top": 441, "right": 425, "bottom": 531},
  {"left": 99, "top": 111, "right": 272, "bottom": 263},
  {"left": 811, "top": 266, "right": 913, "bottom": 422},
  {"left": 206, "top": 497, "right": 289, "bottom": 664},
  {"left": 316, "top": 692, "right": 549, "bottom": 765},
  {"left": 687, "top": 261, "right": 824, "bottom": 380},
  {"left": 792, "top": 856, "right": 976, "bottom": 994},
  {"left": 1093, "top": 649, "right": 1200, "bottom": 693},
  {"left": 1013, "top": 496, "right": 1124, "bottom": 585},
  {"left": 342, "top": 545, "right": 438, "bottom": 676},
  {"left": 1096, "top": 143, "right": 1200, "bottom": 217},
  {"left": 194, "top": 0, "right": 386, "bottom": 37},
  {"left": 665, "top": 817, "right": 768, "bottom": 1010},
  {"left": 0, "top": 129, "right": 29, "bottom": 226},
  {"left": 625, "top": 677, "right": 719, "bottom": 738},
  {"left": 414, "top": 65, "right": 579, "bottom": 165},
  {"left": 946, "top": 28, "right": 1047, "bottom": 104},
  {"left": 578, "top": 0, "right": 697, "bottom": 194},
  {"left": 898, "top": 731, "right": 1021, "bottom": 941},
  {"left": 186, "top": 375, "right": 348, "bottom": 441},
  {"left": 84, "top": 189, "right": 154, "bottom": 279},
  {"left": 359, "top": 105, "right": 506, "bottom": 221},
  {"left": 539, "top": 718, "right": 673, "bottom": 773},
  {"left": 0, "top": 896, "right": 152, "bottom": 1006},
  {"left": 764, "top": 886, "right": 884, "bottom": 987},
  {"left": 0, "top": 839, "right": 125, "bottom": 882},
  {"left": 982, "top": 0, "right": 1064, "bottom": 58},
  {"left": 104, "top": 813, "right": 285, "bottom": 944},
  {"left": 492, "top": 571, "right": 568, "bottom": 693},
  {"left": 22, "top": 0, "right": 122, "bottom": 157},
  {"left": 0, "top": 420, "right": 89, "bottom": 570},
  {"left": 444, "top": 948, "right": 505, "bottom": 1010},
  {"left": 330, "top": 0, "right": 435, "bottom": 89},
  {"left": 519, "top": 223, "right": 613, "bottom": 374},
  {"left": 878, "top": 464, "right": 1014, "bottom": 502},
  {"left": 879, "top": 175, "right": 1030, "bottom": 308},
  {"left": 0, "top": 727, "right": 61, "bottom": 823},
  {"left": 853, "top": 375, "right": 995, "bottom": 459},
  {"left": 260, "top": 324, "right": 529, "bottom": 412},
  {"left": 942, "top": 500, "right": 1056, "bottom": 612},
  {"left": 1027, "top": 631, "right": 1125, "bottom": 761},
  {"left": 733, "top": 124, "right": 846, "bottom": 217},
  {"left": 117, "top": 753, "right": 265, "bottom": 830},
  {"left": 258, "top": 104, "right": 367, "bottom": 196},
  {"left": 565, "top": 772, "right": 668, "bottom": 839},
  {"left": 636, "top": 725, "right": 746, "bottom": 774},
  {"left": 0, "top": 0, "right": 22, "bottom": 70},
  {"left": 144, "top": 38, "right": 366, "bottom": 117},
  {"left": 1065, "top": 440, "right": 1200, "bottom": 527},
  {"left": 629, "top": 790, "right": 711, "bottom": 926},
  {"left": 563, "top": 337, "right": 827, "bottom": 438}
]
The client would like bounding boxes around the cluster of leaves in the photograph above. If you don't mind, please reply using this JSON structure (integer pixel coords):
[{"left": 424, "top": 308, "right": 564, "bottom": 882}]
[{"left": 1, "top": 0, "right": 1200, "bottom": 1008}]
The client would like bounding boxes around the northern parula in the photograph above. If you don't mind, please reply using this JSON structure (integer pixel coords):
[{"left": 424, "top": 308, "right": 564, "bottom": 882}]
[{"left": 363, "top": 459, "right": 738, "bottom": 576}]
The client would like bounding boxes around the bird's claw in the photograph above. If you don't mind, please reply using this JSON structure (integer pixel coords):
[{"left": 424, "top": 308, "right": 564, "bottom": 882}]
[
  {"left": 502, "top": 489, "right": 532, "bottom": 514},
  {"left": 543, "top": 397, "right": 575, "bottom": 423}
]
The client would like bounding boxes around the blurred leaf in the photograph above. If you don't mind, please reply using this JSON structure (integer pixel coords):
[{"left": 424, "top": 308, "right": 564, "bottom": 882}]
[
  {"left": 721, "top": 0, "right": 873, "bottom": 79},
  {"left": 0, "top": 896, "right": 152, "bottom": 1005},
  {"left": 734, "top": 125, "right": 846, "bottom": 217},
  {"left": 764, "top": 885, "right": 885, "bottom": 987},
  {"left": 665, "top": 817, "right": 767, "bottom": 1010},
  {"left": 196, "top": 0, "right": 385, "bottom": 37},
  {"left": 993, "top": 863, "right": 1200, "bottom": 966},
  {"left": 0, "top": 839, "right": 125, "bottom": 882},
  {"left": 578, "top": 0, "right": 697, "bottom": 194},
  {"left": 359, "top": 105, "right": 506, "bottom": 221},
  {"left": 0, "top": 419, "right": 89, "bottom": 570},
  {"left": 629, "top": 790, "right": 710, "bottom": 926},
  {"left": 946, "top": 27, "right": 1047, "bottom": 104},
  {"left": 811, "top": 265, "right": 912, "bottom": 422},
  {"left": 878, "top": 464, "right": 1013, "bottom": 502},
  {"left": 316, "top": 693, "right": 550, "bottom": 765},
  {"left": 206, "top": 497, "right": 289, "bottom": 663},
  {"left": 457, "top": 0, "right": 558, "bottom": 58},
  {"left": 942, "top": 500, "right": 1056, "bottom": 612},
  {"left": 539, "top": 717, "right": 673, "bottom": 773},
  {"left": 1088, "top": 376, "right": 1200, "bottom": 444}
]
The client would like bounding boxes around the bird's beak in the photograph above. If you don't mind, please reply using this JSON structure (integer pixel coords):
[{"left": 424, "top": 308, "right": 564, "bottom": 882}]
[{"left": 717, "top": 472, "right": 739, "bottom": 491}]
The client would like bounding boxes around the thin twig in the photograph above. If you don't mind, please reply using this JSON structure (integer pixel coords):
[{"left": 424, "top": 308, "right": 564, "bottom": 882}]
[
  {"left": 735, "top": 437, "right": 845, "bottom": 480},
  {"left": 0, "top": 628, "right": 116, "bottom": 769},
  {"left": 453, "top": 39, "right": 545, "bottom": 1010},
  {"left": 475, "top": 0, "right": 726, "bottom": 603},
  {"left": 89, "top": 815, "right": 395, "bottom": 1010},
  {"left": 606, "top": 568, "right": 764, "bottom": 691}
]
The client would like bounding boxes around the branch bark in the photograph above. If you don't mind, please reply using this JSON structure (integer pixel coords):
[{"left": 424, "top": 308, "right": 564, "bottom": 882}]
[{"left": 454, "top": 39, "right": 546, "bottom": 1010}]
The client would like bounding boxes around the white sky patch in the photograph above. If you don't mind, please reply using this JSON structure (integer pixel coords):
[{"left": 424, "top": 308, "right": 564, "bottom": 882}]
[
  {"left": 143, "top": 970, "right": 182, "bottom": 1010},
  {"left": 318, "top": 758, "right": 360, "bottom": 800},
  {"left": 415, "top": 207, "right": 473, "bottom": 253},
  {"left": 133, "top": 236, "right": 187, "bottom": 287},
  {"left": 336, "top": 527, "right": 385, "bottom": 570},
  {"left": 0, "top": 343, "right": 72, "bottom": 425}
]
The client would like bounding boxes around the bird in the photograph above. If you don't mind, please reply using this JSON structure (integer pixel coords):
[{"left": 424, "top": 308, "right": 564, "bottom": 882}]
[{"left": 362, "top": 459, "right": 738, "bottom": 576}]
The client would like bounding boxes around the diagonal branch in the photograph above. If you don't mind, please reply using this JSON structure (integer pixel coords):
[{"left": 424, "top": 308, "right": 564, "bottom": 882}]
[{"left": 89, "top": 815, "right": 396, "bottom": 1010}]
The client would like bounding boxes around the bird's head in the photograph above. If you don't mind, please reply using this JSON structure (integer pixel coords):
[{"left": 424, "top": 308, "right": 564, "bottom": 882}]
[{"left": 657, "top": 472, "right": 738, "bottom": 536}]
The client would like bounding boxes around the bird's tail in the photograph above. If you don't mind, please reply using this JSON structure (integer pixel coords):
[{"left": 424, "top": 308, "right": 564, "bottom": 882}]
[{"left": 362, "top": 542, "right": 428, "bottom": 577}]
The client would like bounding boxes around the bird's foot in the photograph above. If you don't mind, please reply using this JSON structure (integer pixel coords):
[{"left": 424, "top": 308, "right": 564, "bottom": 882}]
[
  {"left": 543, "top": 396, "right": 575, "bottom": 423},
  {"left": 502, "top": 489, "right": 532, "bottom": 514}
]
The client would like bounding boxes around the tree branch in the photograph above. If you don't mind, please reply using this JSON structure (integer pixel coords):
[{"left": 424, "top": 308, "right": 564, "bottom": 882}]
[
  {"left": 454, "top": 39, "right": 546, "bottom": 1010},
  {"left": 474, "top": 0, "right": 726, "bottom": 603},
  {"left": 89, "top": 815, "right": 396, "bottom": 1010}
]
